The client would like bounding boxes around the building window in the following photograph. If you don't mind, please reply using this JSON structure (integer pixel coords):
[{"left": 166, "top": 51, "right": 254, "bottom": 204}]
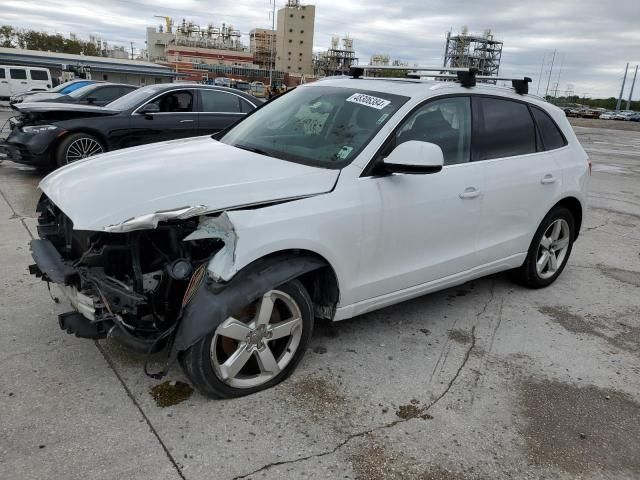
[
  {"left": 298, "top": 66, "right": 302, "bottom": 70},
  {"left": 289, "top": 28, "right": 293, "bottom": 33},
  {"left": 301, "top": 15, "right": 305, "bottom": 18},
  {"left": 300, "top": 30, "right": 304, "bottom": 34},
  {"left": 287, "top": 66, "right": 291, "bottom": 70},
  {"left": 289, "top": 13, "right": 293, "bottom": 17},
  {"left": 289, "top": 39, "right": 292, "bottom": 43},
  {"left": 103, "top": 74, "right": 109, "bottom": 81},
  {"left": 299, "top": 40, "right": 303, "bottom": 44},
  {"left": 299, "top": 52, "right": 303, "bottom": 56}
]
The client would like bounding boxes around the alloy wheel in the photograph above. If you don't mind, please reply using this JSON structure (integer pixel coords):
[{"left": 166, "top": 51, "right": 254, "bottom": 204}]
[
  {"left": 65, "top": 137, "right": 104, "bottom": 162},
  {"left": 210, "top": 290, "right": 303, "bottom": 389},
  {"left": 536, "top": 218, "right": 571, "bottom": 280}
]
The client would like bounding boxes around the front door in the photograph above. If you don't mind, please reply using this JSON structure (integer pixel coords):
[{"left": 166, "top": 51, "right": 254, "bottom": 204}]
[
  {"left": 354, "top": 96, "right": 482, "bottom": 302},
  {"left": 126, "top": 89, "right": 200, "bottom": 148}
]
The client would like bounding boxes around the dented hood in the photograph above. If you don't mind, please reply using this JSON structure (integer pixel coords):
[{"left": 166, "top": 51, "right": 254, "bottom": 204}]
[{"left": 39, "top": 136, "right": 340, "bottom": 231}]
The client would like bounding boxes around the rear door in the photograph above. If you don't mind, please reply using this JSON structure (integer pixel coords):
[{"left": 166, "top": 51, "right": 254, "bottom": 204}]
[
  {"left": 197, "top": 89, "right": 250, "bottom": 134},
  {"left": 473, "top": 96, "right": 562, "bottom": 266},
  {"left": 28, "top": 69, "right": 51, "bottom": 91},
  {"left": 8, "top": 68, "right": 28, "bottom": 95},
  {"left": 126, "top": 88, "right": 199, "bottom": 147},
  {"left": 0, "top": 68, "right": 8, "bottom": 98}
]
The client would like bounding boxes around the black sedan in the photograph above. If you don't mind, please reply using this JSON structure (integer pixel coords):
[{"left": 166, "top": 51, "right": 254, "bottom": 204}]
[
  {"left": 0, "top": 84, "right": 260, "bottom": 168},
  {"left": 24, "top": 82, "right": 137, "bottom": 107}
]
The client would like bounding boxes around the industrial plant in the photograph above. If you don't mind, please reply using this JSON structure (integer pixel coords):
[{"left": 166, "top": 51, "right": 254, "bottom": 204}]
[{"left": 442, "top": 27, "right": 503, "bottom": 79}]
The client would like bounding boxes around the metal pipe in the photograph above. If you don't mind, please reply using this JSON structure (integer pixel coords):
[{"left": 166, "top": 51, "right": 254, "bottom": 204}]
[
  {"left": 536, "top": 52, "right": 546, "bottom": 95},
  {"left": 544, "top": 49, "right": 556, "bottom": 98},
  {"left": 626, "top": 65, "right": 638, "bottom": 111},
  {"left": 616, "top": 63, "right": 629, "bottom": 111}
]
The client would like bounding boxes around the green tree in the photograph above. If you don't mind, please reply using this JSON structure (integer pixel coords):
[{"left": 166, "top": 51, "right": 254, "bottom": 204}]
[{"left": 0, "top": 25, "right": 16, "bottom": 47}]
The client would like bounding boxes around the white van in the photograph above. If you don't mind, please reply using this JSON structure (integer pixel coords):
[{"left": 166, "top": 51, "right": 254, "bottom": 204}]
[{"left": 0, "top": 65, "right": 52, "bottom": 99}]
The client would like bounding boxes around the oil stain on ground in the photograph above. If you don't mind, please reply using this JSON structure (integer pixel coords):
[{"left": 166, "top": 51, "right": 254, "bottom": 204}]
[
  {"left": 538, "top": 305, "right": 640, "bottom": 354},
  {"left": 350, "top": 441, "right": 482, "bottom": 480},
  {"left": 395, "top": 399, "right": 433, "bottom": 420},
  {"left": 284, "top": 375, "right": 347, "bottom": 414},
  {"left": 597, "top": 264, "right": 640, "bottom": 288},
  {"left": 149, "top": 381, "right": 194, "bottom": 408},
  {"left": 447, "top": 329, "right": 472, "bottom": 345},
  {"left": 518, "top": 378, "right": 640, "bottom": 475}
]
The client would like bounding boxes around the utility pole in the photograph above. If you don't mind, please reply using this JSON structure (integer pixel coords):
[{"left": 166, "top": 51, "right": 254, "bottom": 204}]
[
  {"left": 616, "top": 62, "right": 629, "bottom": 111},
  {"left": 130, "top": 41, "right": 134, "bottom": 60},
  {"left": 626, "top": 65, "right": 638, "bottom": 110},
  {"left": 544, "top": 49, "right": 556, "bottom": 98},
  {"left": 268, "top": 0, "right": 276, "bottom": 88},
  {"left": 536, "top": 52, "right": 546, "bottom": 95},
  {"left": 553, "top": 54, "right": 564, "bottom": 98}
]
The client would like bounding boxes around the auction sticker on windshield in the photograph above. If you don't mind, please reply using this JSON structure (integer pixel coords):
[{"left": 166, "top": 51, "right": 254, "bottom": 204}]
[{"left": 346, "top": 93, "right": 391, "bottom": 110}]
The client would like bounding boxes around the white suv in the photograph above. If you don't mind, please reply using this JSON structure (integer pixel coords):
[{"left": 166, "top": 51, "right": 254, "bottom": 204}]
[{"left": 30, "top": 72, "right": 589, "bottom": 398}]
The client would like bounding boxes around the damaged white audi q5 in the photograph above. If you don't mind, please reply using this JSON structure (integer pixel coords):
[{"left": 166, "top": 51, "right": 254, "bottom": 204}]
[{"left": 30, "top": 68, "right": 589, "bottom": 398}]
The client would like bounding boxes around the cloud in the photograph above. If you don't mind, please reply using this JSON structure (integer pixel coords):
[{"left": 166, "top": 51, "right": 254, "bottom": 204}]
[{"left": 2, "top": 0, "right": 639, "bottom": 98}]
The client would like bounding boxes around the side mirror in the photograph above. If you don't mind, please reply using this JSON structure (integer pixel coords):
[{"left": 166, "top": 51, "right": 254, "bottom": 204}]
[
  {"left": 383, "top": 141, "right": 444, "bottom": 174},
  {"left": 139, "top": 103, "right": 160, "bottom": 115},
  {"left": 86, "top": 96, "right": 96, "bottom": 104}
]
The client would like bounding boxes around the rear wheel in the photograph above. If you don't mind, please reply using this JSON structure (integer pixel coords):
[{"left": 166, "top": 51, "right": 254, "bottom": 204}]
[
  {"left": 180, "top": 280, "right": 314, "bottom": 398},
  {"left": 512, "top": 206, "right": 575, "bottom": 288},
  {"left": 56, "top": 133, "right": 105, "bottom": 167}
]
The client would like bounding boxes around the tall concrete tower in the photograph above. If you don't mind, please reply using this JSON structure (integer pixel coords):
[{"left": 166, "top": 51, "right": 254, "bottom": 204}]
[{"left": 275, "top": 0, "right": 315, "bottom": 77}]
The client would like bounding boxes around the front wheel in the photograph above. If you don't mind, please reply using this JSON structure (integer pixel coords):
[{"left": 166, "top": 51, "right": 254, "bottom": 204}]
[
  {"left": 512, "top": 206, "right": 575, "bottom": 288},
  {"left": 180, "top": 280, "right": 314, "bottom": 398},
  {"left": 56, "top": 133, "right": 105, "bottom": 167}
]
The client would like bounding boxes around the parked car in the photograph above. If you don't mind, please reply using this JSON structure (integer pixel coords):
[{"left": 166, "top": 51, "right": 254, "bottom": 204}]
[
  {"left": 0, "top": 65, "right": 52, "bottom": 99},
  {"left": 23, "top": 82, "right": 137, "bottom": 106},
  {"left": 233, "top": 80, "right": 251, "bottom": 93},
  {"left": 614, "top": 111, "right": 636, "bottom": 121},
  {"left": 10, "top": 79, "right": 98, "bottom": 104},
  {"left": 250, "top": 81, "right": 266, "bottom": 98},
  {"left": 27, "top": 74, "right": 589, "bottom": 398},
  {"left": 0, "top": 83, "right": 259, "bottom": 168},
  {"left": 599, "top": 111, "right": 615, "bottom": 120},
  {"left": 629, "top": 112, "right": 640, "bottom": 122},
  {"left": 214, "top": 77, "right": 231, "bottom": 87}
]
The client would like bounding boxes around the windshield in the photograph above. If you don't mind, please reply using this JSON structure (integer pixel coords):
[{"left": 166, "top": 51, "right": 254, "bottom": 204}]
[
  {"left": 106, "top": 85, "right": 167, "bottom": 110},
  {"left": 220, "top": 86, "right": 409, "bottom": 169}
]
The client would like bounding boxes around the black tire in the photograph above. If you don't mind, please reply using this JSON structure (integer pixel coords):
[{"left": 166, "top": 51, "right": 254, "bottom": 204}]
[
  {"left": 55, "top": 132, "right": 105, "bottom": 167},
  {"left": 512, "top": 206, "right": 575, "bottom": 288},
  {"left": 180, "top": 279, "right": 314, "bottom": 399}
]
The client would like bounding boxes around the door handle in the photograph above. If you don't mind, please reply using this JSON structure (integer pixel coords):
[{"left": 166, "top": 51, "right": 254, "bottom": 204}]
[
  {"left": 180, "top": 119, "right": 194, "bottom": 123},
  {"left": 541, "top": 174, "right": 557, "bottom": 184},
  {"left": 459, "top": 187, "right": 481, "bottom": 199}
]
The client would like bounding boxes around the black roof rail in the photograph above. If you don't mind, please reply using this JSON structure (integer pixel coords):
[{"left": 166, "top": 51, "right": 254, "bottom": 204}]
[{"left": 348, "top": 65, "right": 532, "bottom": 94}]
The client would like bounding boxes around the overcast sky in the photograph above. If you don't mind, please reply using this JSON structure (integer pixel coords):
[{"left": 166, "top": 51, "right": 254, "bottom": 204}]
[{"left": 2, "top": 0, "right": 639, "bottom": 98}]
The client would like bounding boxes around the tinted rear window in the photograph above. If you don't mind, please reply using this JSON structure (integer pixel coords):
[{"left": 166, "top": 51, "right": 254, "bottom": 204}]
[
  {"left": 10, "top": 69, "right": 27, "bottom": 80},
  {"left": 532, "top": 106, "right": 566, "bottom": 150},
  {"left": 0, "top": 69, "right": 4, "bottom": 79},
  {"left": 475, "top": 97, "right": 536, "bottom": 160},
  {"left": 30, "top": 70, "right": 49, "bottom": 81}
]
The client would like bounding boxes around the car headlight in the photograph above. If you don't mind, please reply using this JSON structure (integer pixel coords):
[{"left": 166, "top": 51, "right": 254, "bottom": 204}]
[{"left": 21, "top": 125, "right": 58, "bottom": 134}]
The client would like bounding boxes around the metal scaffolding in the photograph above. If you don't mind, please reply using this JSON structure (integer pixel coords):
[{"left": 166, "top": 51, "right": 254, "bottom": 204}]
[
  {"left": 315, "top": 36, "right": 358, "bottom": 76},
  {"left": 443, "top": 28, "right": 503, "bottom": 81}
]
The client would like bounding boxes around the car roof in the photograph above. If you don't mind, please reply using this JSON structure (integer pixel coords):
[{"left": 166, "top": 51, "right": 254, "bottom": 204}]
[{"left": 305, "top": 76, "right": 550, "bottom": 108}]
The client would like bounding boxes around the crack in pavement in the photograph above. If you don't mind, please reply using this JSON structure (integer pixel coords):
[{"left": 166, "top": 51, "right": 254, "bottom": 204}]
[{"left": 230, "top": 287, "right": 495, "bottom": 480}]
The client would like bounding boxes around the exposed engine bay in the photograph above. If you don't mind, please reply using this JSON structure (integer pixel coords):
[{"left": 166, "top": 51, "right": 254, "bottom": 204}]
[{"left": 32, "top": 194, "right": 223, "bottom": 352}]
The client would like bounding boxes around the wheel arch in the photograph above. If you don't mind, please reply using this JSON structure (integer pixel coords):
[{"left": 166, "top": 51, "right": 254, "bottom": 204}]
[
  {"left": 552, "top": 196, "right": 583, "bottom": 239},
  {"left": 173, "top": 250, "right": 337, "bottom": 354}
]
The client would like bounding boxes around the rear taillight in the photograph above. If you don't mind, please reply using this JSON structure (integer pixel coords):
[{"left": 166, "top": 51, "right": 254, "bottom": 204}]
[{"left": 588, "top": 158, "right": 592, "bottom": 176}]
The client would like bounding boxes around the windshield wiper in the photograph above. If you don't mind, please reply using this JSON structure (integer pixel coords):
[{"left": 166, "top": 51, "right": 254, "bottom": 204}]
[{"left": 233, "top": 143, "right": 275, "bottom": 158}]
